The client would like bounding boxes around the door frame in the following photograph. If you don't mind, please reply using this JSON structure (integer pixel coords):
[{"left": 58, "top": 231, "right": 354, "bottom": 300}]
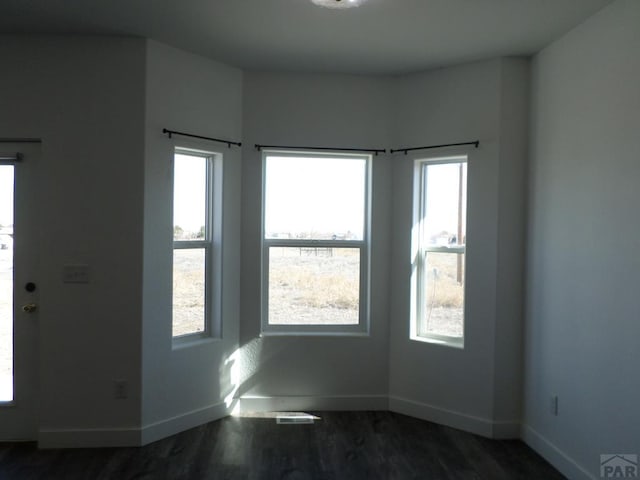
[{"left": 0, "top": 140, "right": 42, "bottom": 441}]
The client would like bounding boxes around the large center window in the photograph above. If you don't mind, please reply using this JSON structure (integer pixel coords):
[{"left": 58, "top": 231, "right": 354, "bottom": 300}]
[{"left": 262, "top": 151, "right": 370, "bottom": 335}]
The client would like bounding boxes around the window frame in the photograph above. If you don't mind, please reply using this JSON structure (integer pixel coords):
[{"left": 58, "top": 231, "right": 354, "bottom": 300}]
[
  {"left": 171, "top": 146, "right": 223, "bottom": 343},
  {"left": 260, "top": 150, "right": 371, "bottom": 336},
  {"left": 410, "top": 154, "right": 469, "bottom": 348}
]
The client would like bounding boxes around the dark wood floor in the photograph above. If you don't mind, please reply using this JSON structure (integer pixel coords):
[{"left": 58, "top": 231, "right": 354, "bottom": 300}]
[{"left": 0, "top": 411, "right": 564, "bottom": 479}]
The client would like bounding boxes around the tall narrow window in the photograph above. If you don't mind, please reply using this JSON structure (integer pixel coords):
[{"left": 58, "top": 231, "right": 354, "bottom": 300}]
[
  {"left": 262, "top": 151, "right": 370, "bottom": 335},
  {"left": 172, "top": 148, "right": 221, "bottom": 339},
  {"left": 411, "top": 156, "right": 467, "bottom": 347}
]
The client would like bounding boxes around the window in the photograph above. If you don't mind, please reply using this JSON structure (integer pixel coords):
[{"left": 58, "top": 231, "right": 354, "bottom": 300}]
[
  {"left": 172, "top": 148, "right": 222, "bottom": 339},
  {"left": 411, "top": 156, "right": 467, "bottom": 347},
  {"left": 262, "top": 151, "right": 370, "bottom": 335}
]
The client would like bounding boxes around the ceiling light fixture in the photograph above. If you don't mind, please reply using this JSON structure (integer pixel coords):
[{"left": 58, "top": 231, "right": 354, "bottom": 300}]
[{"left": 311, "top": 0, "right": 367, "bottom": 9}]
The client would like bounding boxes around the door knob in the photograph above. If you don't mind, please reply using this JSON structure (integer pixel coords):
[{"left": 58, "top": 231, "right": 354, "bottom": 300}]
[{"left": 22, "top": 303, "right": 37, "bottom": 313}]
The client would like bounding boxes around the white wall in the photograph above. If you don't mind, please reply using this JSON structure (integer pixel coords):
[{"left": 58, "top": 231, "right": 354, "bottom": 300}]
[
  {"left": 0, "top": 35, "right": 244, "bottom": 448},
  {"left": 0, "top": 31, "right": 565, "bottom": 455},
  {"left": 494, "top": 59, "right": 529, "bottom": 427},
  {"left": 524, "top": 0, "right": 640, "bottom": 478},
  {"left": 239, "top": 66, "right": 528, "bottom": 424},
  {"left": 239, "top": 72, "right": 392, "bottom": 409},
  {"left": 142, "top": 41, "right": 243, "bottom": 442},
  {"left": 388, "top": 58, "right": 528, "bottom": 438},
  {"left": 0, "top": 36, "right": 147, "bottom": 446}
]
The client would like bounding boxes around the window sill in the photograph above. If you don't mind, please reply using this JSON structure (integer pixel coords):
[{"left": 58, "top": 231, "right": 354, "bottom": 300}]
[
  {"left": 260, "top": 329, "right": 370, "bottom": 338},
  {"left": 172, "top": 334, "right": 221, "bottom": 350},
  {"left": 410, "top": 334, "right": 464, "bottom": 349}
]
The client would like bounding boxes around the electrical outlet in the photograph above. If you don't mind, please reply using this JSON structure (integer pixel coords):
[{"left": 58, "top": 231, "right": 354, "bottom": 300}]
[
  {"left": 550, "top": 395, "right": 558, "bottom": 416},
  {"left": 114, "top": 380, "right": 128, "bottom": 400}
]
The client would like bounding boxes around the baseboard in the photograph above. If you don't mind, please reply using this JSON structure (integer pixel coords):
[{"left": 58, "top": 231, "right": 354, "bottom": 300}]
[
  {"left": 140, "top": 401, "right": 229, "bottom": 446},
  {"left": 38, "top": 426, "right": 141, "bottom": 449},
  {"left": 389, "top": 396, "right": 519, "bottom": 439},
  {"left": 238, "top": 394, "right": 389, "bottom": 413},
  {"left": 521, "top": 424, "right": 596, "bottom": 480},
  {"left": 39, "top": 402, "right": 230, "bottom": 448}
]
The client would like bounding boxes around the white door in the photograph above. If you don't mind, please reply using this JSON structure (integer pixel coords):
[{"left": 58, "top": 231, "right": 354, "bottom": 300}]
[{"left": 0, "top": 142, "right": 40, "bottom": 440}]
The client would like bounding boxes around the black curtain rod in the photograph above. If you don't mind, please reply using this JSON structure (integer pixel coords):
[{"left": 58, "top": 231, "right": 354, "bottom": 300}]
[
  {"left": 0, "top": 138, "right": 42, "bottom": 143},
  {"left": 390, "top": 140, "right": 479, "bottom": 155},
  {"left": 163, "top": 129, "right": 241, "bottom": 148},
  {"left": 255, "top": 144, "right": 386, "bottom": 155}
]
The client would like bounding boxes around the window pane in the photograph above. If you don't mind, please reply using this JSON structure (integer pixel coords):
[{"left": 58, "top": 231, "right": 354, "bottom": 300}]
[
  {"left": 264, "top": 156, "right": 366, "bottom": 241},
  {"left": 173, "top": 154, "right": 207, "bottom": 241},
  {"left": 422, "top": 162, "right": 467, "bottom": 246},
  {"left": 422, "top": 252, "right": 464, "bottom": 337},
  {"left": 0, "top": 166, "right": 13, "bottom": 401},
  {"left": 268, "top": 247, "right": 359, "bottom": 325},
  {"left": 173, "top": 248, "right": 206, "bottom": 336}
]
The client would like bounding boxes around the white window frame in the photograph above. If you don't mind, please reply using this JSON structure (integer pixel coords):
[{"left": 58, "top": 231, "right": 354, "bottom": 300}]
[
  {"left": 172, "top": 146, "right": 223, "bottom": 343},
  {"left": 260, "top": 150, "right": 371, "bottom": 336},
  {"left": 410, "top": 154, "right": 468, "bottom": 348}
]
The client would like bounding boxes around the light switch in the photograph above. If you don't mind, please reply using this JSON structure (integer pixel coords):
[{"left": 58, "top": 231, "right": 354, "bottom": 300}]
[{"left": 63, "top": 264, "right": 90, "bottom": 284}]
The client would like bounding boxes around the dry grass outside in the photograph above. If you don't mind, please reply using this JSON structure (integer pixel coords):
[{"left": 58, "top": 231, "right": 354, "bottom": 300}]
[
  {"left": 424, "top": 251, "right": 464, "bottom": 307},
  {"left": 423, "top": 252, "right": 465, "bottom": 337},
  {"left": 172, "top": 247, "right": 363, "bottom": 329},
  {"left": 172, "top": 249, "right": 205, "bottom": 337},
  {"left": 268, "top": 247, "right": 359, "bottom": 325},
  {"left": 426, "top": 307, "right": 464, "bottom": 337}
]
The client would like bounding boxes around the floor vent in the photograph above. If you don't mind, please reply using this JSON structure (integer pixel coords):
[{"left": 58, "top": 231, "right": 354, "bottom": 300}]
[{"left": 276, "top": 415, "right": 315, "bottom": 425}]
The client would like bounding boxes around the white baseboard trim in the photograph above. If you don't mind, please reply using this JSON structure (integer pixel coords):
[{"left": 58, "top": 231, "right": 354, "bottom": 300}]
[
  {"left": 38, "top": 402, "right": 230, "bottom": 448},
  {"left": 38, "top": 427, "right": 141, "bottom": 449},
  {"left": 521, "top": 424, "right": 596, "bottom": 480},
  {"left": 34, "top": 399, "right": 507, "bottom": 449},
  {"left": 238, "top": 394, "right": 389, "bottom": 413},
  {"left": 141, "top": 401, "right": 229, "bottom": 446},
  {"left": 389, "top": 396, "right": 519, "bottom": 439}
]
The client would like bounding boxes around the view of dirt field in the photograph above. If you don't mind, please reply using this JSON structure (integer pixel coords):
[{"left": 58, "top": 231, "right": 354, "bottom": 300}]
[
  {"left": 268, "top": 247, "right": 360, "bottom": 325},
  {"left": 172, "top": 248, "right": 206, "bottom": 337},
  {"left": 422, "top": 252, "right": 465, "bottom": 337},
  {"left": 170, "top": 246, "right": 464, "bottom": 335}
]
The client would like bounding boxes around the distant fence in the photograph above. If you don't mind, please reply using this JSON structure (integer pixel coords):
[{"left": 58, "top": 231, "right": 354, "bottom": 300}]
[{"left": 299, "top": 247, "right": 333, "bottom": 257}]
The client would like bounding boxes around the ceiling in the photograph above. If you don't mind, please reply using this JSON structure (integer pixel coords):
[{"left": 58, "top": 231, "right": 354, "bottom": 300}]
[{"left": 0, "top": 0, "right": 612, "bottom": 75}]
